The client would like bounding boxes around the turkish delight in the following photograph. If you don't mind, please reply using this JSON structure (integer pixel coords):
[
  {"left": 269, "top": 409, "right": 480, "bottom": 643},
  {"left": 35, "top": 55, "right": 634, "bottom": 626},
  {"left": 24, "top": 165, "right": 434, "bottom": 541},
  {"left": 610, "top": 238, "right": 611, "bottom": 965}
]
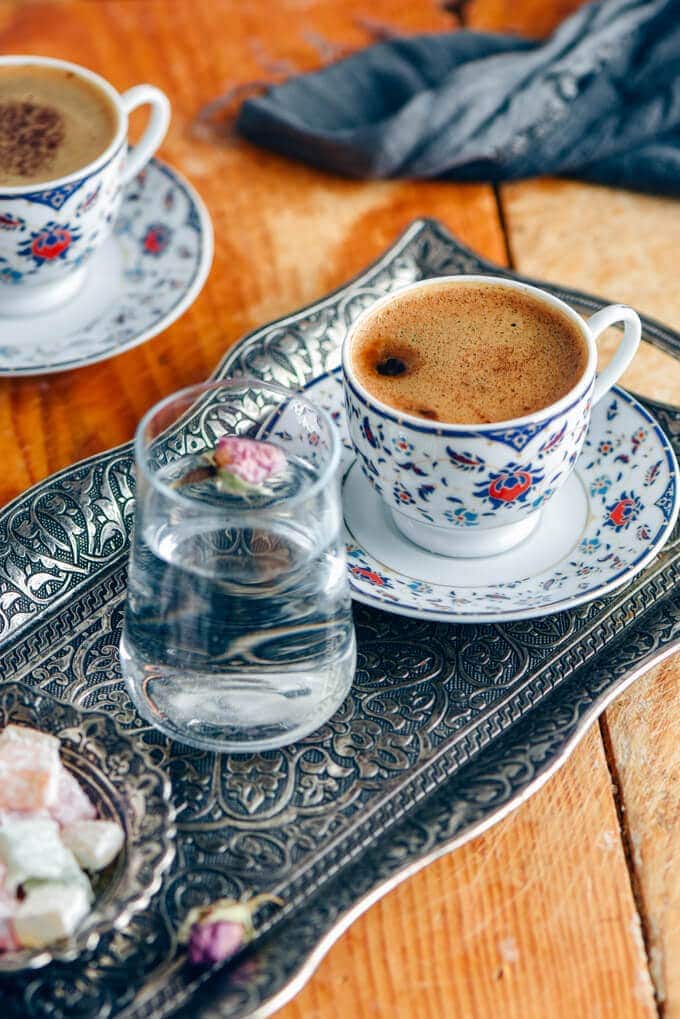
[
  {"left": 0, "top": 817, "right": 91, "bottom": 898},
  {"left": 14, "top": 882, "right": 90, "bottom": 949},
  {"left": 0, "top": 725, "right": 60, "bottom": 812},
  {"left": 62, "top": 820, "right": 124, "bottom": 872},
  {"left": 49, "top": 767, "right": 97, "bottom": 828},
  {"left": 0, "top": 723, "right": 125, "bottom": 954}
]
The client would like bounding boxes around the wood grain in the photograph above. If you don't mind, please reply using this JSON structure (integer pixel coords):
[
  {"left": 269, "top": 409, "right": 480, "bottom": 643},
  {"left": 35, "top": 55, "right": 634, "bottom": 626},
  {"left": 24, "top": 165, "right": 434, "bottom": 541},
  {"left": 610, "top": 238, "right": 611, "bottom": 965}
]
[
  {"left": 466, "top": 10, "right": 680, "bottom": 1011},
  {"left": 603, "top": 660, "right": 680, "bottom": 1016},
  {"left": 501, "top": 175, "right": 680, "bottom": 1016},
  {"left": 466, "top": 0, "right": 586, "bottom": 37},
  {"left": 501, "top": 180, "right": 680, "bottom": 404},
  {"left": 474, "top": 2, "right": 680, "bottom": 1013},
  {"left": 279, "top": 728, "right": 657, "bottom": 1019},
  {"left": 0, "top": 3, "right": 675, "bottom": 1019}
]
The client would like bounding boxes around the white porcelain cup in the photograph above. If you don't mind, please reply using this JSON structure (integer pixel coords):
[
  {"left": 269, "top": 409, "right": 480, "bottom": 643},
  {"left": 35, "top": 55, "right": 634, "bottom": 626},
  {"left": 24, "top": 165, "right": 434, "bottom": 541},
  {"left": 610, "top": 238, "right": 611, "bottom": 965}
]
[
  {"left": 0, "top": 55, "right": 170, "bottom": 316},
  {"left": 342, "top": 275, "right": 642, "bottom": 558}
]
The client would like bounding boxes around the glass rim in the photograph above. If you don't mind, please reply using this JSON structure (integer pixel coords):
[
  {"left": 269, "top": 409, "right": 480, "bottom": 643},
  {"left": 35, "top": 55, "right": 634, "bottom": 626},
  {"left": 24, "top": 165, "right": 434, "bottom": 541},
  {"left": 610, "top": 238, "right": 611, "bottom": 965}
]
[{"left": 134, "top": 377, "right": 342, "bottom": 512}]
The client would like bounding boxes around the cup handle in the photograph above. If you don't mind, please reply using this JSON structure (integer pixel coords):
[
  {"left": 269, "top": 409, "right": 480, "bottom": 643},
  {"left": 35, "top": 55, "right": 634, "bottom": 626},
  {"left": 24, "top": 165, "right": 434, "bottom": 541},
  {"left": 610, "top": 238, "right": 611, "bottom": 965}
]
[
  {"left": 119, "top": 85, "right": 171, "bottom": 186},
  {"left": 586, "top": 304, "right": 641, "bottom": 405}
]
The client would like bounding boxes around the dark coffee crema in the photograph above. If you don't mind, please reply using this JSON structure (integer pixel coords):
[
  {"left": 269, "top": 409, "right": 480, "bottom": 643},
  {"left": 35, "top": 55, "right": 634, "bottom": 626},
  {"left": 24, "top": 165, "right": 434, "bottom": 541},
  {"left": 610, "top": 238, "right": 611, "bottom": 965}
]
[
  {"left": 351, "top": 282, "right": 589, "bottom": 425},
  {"left": 0, "top": 65, "right": 118, "bottom": 187}
]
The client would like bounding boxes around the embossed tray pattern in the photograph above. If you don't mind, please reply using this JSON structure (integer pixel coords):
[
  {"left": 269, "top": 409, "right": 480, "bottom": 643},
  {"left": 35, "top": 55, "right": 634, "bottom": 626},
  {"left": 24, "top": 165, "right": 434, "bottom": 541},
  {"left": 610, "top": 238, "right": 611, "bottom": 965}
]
[{"left": 0, "top": 221, "right": 677, "bottom": 1018}]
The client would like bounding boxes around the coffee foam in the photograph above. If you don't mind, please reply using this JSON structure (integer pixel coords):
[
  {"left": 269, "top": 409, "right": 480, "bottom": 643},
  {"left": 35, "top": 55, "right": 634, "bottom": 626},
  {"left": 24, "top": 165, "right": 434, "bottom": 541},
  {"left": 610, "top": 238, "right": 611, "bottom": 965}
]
[
  {"left": 351, "top": 283, "right": 588, "bottom": 425},
  {"left": 0, "top": 66, "right": 117, "bottom": 187}
]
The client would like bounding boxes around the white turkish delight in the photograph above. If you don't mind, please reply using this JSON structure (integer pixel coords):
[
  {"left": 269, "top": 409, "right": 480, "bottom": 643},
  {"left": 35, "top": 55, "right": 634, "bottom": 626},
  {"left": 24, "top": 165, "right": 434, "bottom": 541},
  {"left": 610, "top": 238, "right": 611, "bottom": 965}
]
[
  {"left": 0, "top": 725, "right": 59, "bottom": 754},
  {"left": 0, "top": 817, "right": 91, "bottom": 899},
  {"left": 13, "top": 882, "right": 90, "bottom": 948},
  {"left": 0, "top": 860, "right": 18, "bottom": 952},
  {"left": 0, "top": 918, "right": 18, "bottom": 952},
  {"left": 0, "top": 865, "right": 14, "bottom": 920},
  {"left": 62, "top": 819, "right": 124, "bottom": 872},
  {"left": 0, "top": 892, "right": 13, "bottom": 920},
  {"left": 0, "top": 725, "right": 61, "bottom": 812},
  {"left": 0, "top": 888, "right": 17, "bottom": 952},
  {"left": 49, "top": 766, "right": 97, "bottom": 828},
  {"left": 0, "top": 809, "right": 48, "bottom": 826}
]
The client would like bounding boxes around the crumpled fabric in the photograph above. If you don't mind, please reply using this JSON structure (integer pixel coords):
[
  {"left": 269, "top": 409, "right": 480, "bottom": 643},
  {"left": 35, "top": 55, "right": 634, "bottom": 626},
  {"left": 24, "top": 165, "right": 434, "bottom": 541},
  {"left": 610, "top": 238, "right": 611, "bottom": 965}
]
[{"left": 237, "top": 0, "right": 680, "bottom": 194}]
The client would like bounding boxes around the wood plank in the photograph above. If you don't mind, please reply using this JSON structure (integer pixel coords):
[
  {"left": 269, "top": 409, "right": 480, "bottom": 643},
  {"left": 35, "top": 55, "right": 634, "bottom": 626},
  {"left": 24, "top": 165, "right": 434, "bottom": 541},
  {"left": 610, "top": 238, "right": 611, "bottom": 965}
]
[
  {"left": 603, "top": 659, "right": 680, "bottom": 1016},
  {"left": 501, "top": 180, "right": 680, "bottom": 404},
  {"left": 463, "top": 6, "right": 679, "bottom": 1009},
  {"left": 465, "top": 0, "right": 587, "bottom": 37},
  {"left": 280, "top": 728, "right": 656, "bottom": 1019},
  {"left": 500, "top": 174, "right": 680, "bottom": 1019}
]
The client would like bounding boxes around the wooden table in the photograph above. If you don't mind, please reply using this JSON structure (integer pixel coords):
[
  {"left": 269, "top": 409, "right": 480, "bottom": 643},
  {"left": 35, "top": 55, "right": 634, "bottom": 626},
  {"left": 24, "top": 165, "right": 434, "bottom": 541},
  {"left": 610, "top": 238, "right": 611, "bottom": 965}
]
[{"left": 1, "top": 2, "right": 678, "bottom": 1016}]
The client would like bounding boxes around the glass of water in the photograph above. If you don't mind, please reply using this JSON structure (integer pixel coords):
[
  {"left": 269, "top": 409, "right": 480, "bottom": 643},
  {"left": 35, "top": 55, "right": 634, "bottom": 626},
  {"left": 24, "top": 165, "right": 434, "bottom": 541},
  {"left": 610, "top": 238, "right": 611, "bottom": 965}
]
[{"left": 119, "top": 379, "right": 356, "bottom": 753}]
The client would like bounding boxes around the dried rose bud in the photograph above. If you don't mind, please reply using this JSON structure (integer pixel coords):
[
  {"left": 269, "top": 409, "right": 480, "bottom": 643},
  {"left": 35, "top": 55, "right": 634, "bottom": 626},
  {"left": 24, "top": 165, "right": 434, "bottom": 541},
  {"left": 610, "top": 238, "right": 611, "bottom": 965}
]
[
  {"left": 187, "top": 919, "right": 243, "bottom": 966},
  {"left": 178, "top": 894, "right": 282, "bottom": 968},
  {"left": 213, "top": 437, "right": 286, "bottom": 492}
]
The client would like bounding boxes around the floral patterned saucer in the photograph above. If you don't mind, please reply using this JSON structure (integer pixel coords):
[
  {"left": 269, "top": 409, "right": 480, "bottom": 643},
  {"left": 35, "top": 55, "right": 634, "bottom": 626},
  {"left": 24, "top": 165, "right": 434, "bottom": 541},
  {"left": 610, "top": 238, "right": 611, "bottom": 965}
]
[
  {"left": 0, "top": 158, "right": 213, "bottom": 376},
  {"left": 307, "top": 370, "right": 678, "bottom": 623}
]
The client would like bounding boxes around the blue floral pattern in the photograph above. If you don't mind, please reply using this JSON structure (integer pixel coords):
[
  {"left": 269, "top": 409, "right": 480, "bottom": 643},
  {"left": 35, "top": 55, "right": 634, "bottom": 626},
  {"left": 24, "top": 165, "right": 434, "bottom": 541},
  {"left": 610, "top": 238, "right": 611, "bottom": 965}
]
[
  {"left": 391, "top": 436, "right": 414, "bottom": 454},
  {"left": 392, "top": 481, "right": 415, "bottom": 507},
  {"left": 305, "top": 371, "right": 678, "bottom": 621},
  {"left": 0, "top": 159, "right": 211, "bottom": 375},
  {"left": 0, "top": 213, "right": 25, "bottom": 231},
  {"left": 344, "top": 361, "right": 593, "bottom": 541},
  {"left": 0, "top": 258, "right": 22, "bottom": 284},
  {"left": 17, "top": 221, "right": 82, "bottom": 269},
  {"left": 473, "top": 462, "right": 545, "bottom": 511},
  {"left": 141, "top": 222, "right": 173, "bottom": 256},
  {"left": 590, "top": 474, "right": 611, "bottom": 496},
  {"left": 444, "top": 504, "right": 478, "bottom": 526},
  {"left": 0, "top": 144, "right": 127, "bottom": 289},
  {"left": 2, "top": 178, "right": 87, "bottom": 210},
  {"left": 604, "top": 491, "right": 643, "bottom": 532}
]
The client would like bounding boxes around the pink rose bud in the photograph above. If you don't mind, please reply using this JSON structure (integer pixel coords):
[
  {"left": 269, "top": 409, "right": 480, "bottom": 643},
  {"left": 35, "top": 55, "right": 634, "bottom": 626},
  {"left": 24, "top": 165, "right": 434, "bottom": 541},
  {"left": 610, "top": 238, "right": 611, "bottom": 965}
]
[
  {"left": 213, "top": 437, "right": 286, "bottom": 492},
  {"left": 187, "top": 919, "right": 243, "bottom": 966},
  {"left": 178, "top": 893, "right": 283, "bottom": 969}
]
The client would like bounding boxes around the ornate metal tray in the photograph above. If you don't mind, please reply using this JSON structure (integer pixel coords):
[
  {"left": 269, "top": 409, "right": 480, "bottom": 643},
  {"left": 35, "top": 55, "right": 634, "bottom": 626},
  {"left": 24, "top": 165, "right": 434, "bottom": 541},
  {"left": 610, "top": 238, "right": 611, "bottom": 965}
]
[{"left": 0, "top": 220, "right": 677, "bottom": 1018}]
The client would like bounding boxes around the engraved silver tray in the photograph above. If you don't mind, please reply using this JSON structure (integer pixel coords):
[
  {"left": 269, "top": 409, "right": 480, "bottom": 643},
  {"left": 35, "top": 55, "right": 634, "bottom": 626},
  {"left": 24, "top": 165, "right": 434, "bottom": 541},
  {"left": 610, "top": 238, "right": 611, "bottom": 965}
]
[{"left": 0, "top": 220, "right": 677, "bottom": 1018}]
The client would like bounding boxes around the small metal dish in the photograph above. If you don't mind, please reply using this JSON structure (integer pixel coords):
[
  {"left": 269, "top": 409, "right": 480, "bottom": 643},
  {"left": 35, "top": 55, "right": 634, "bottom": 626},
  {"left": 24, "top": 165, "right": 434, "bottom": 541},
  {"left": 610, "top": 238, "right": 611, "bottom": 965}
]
[{"left": 0, "top": 682, "right": 175, "bottom": 972}]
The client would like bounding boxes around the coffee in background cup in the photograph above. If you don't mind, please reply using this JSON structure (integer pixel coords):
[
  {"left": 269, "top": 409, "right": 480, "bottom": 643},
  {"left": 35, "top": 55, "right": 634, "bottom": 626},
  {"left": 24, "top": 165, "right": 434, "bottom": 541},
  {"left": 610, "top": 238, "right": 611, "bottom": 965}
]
[
  {"left": 0, "top": 64, "right": 118, "bottom": 187},
  {"left": 0, "top": 56, "right": 170, "bottom": 317}
]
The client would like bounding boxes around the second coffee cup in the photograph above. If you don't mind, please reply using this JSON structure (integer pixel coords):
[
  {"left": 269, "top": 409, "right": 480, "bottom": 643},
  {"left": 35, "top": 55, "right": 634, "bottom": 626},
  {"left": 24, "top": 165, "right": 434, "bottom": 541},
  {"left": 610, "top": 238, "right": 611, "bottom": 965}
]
[{"left": 0, "top": 55, "right": 170, "bottom": 316}]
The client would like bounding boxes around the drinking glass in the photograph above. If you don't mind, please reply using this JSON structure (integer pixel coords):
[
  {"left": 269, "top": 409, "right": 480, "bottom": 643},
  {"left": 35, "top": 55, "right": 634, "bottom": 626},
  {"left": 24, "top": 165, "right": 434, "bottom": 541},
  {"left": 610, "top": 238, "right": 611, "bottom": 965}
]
[{"left": 119, "top": 379, "right": 356, "bottom": 752}]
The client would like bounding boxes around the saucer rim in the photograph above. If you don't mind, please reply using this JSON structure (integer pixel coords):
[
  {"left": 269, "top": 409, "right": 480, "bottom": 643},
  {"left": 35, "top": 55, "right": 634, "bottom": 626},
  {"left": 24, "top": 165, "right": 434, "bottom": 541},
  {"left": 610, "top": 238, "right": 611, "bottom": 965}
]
[
  {"left": 0, "top": 158, "right": 214, "bottom": 377},
  {"left": 334, "top": 382, "right": 679, "bottom": 623}
]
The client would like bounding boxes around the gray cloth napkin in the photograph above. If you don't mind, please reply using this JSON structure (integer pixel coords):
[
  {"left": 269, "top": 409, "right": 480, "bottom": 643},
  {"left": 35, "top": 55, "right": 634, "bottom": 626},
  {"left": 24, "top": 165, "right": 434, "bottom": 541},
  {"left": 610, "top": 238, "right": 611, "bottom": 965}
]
[{"left": 237, "top": 0, "right": 680, "bottom": 194}]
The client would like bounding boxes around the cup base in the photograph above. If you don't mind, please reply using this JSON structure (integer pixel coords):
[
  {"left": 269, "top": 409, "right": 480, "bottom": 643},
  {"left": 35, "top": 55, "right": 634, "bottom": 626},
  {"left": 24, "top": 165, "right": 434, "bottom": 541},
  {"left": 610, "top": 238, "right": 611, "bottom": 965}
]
[
  {"left": 390, "top": 507, "right": 542, "bottom": 558},
  {"left": 119, "top": 632, "right": 357, "bottom": 753},
  {"left": 0, "top": 264, "right": 88, "bottom": 318}
]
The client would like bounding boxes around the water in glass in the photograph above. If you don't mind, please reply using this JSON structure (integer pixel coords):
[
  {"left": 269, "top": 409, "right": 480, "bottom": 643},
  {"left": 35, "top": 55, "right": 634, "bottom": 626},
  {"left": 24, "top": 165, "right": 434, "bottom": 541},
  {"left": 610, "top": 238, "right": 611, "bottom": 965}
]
[{"left": 119, "top": 382, "right": 356, "bottom": 752}]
